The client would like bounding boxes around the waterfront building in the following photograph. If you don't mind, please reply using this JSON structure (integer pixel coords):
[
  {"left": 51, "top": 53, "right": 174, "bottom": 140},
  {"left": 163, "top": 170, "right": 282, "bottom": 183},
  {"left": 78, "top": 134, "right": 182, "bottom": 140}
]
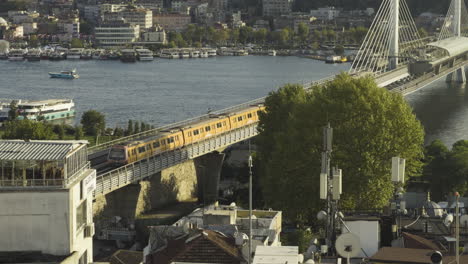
[
  {"left": 310, "top": 6, "right": 340, "bottom": 21},
  {"left": 141, "top": 27, "right": 167, "bottom": 44},
  {"left": 153, "top": 13, "right": 191, "bottom": 32},
  {"left": 262, "top": 0, "right": 292, "bottom": 17},
  {"left": 22, "top": 22, "right": 38, "bottom": 35},
  {"left": 0, "top": 140, "right": 95, "bottom": 264},
  {"left": 83, "top": 5, "right": 101, "bottom": 24},
  {"left": 57, "top": 19, "right": 80, "bottom": 41},
  {"left": 103, "top": 7, "right": 153, "bottom": 29},
  {"left": 100, "top": 4, "right": 127, "bottom": 14},
  {"left": 95, "top": 20, "right": 140, "bottom": 49}
]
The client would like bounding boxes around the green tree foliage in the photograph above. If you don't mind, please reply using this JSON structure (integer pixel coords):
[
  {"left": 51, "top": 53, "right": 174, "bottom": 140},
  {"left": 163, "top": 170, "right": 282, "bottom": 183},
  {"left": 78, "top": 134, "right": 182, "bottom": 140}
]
[
  {"left": 257, "top": 74, "right": 424, "bottom": 223},
  {"left": 8, "top": 101, "right": 18, "bottom": 121},
  {"left": 334, "top": 44, "right": 345, "bottom": 56},
  {"left": 80, "top": 20, "right": 93, "bottom": 35},
  {"left": 80, "top": 110, "right": 106, "bottom": 136},
  {"left": 0, "top": 1, "right": 27, "bottom": 12},
  {"left": 28, "top": 35, "right": 39, "bottom": 48},
  {"left": 297, "top": 22, "right": 309, "bottom": 44},
  {"left": 134, "top": 121, "right": 140, "bottom": 134},
  {"left": 70, "top": 38, "right": 84, "bottom": 48},
  {"left": 114, "top": 127, "right": 124, "bottom": 137},
  {"left": 2, "top": 120, "right": 54, "bottom": 140},
  {"left": 126, "top": 120, "right": 134, "bottom": 136},
  {"left": 75, "top": 126, "right": 84, "bottom": 140},
  {"left": 424, "top": 140, "right": 468, "bottom": 200}
]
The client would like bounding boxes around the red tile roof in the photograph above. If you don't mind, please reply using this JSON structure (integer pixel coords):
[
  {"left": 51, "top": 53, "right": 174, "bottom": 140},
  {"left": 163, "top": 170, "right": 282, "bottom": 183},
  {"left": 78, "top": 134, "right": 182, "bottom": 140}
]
[{"left": 147, "top": 229, "right": 244, "bottom": 264}]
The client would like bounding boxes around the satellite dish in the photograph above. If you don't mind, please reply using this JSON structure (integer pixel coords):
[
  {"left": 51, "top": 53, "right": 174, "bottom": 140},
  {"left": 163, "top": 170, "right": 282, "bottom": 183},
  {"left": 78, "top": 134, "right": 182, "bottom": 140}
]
[
  {"left": 317, "top": 211, "right": 327, "bottom": 221},
  {"left": 444, "top": 214, "right": 454, "bottom": 227},
  {"left": 460, "top": 215, "right": 468, "bottom": 228},
  {"left": 335, "top": 233, "right": 361, "bottom": 259}
]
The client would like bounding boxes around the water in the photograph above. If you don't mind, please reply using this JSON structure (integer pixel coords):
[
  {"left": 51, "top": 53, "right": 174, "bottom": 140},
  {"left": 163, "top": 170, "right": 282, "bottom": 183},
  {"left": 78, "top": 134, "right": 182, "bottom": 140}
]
[{"left": 0, "top": 56, "right": 466, "bottom": 146}]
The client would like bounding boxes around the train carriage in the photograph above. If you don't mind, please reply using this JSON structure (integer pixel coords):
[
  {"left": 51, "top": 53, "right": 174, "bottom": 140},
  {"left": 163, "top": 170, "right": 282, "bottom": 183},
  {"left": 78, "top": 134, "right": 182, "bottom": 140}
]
[{"left": 180, "top": 116, "right": 230, "bottom": 145}]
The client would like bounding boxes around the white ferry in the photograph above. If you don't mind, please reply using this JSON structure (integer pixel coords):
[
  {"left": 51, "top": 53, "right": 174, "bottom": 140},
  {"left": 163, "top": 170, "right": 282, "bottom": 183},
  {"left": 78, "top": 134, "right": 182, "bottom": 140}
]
[
  {"left": 189, "top": 50, "right": 200, "bottom": 58},
  {"left": 160, "top": 49, "right": 179, "bottom": 59},
  {"left": 17, "top": 99, "right": 75, "bottom": 121},
  {"left": 8, "top": 49, "right": 27, "bottom": 61},
  {"left": 199, "top": 50, "right": 209, "bottom": 58},
  {"left": 66, "top": 48, "right": 83, "bottom": 59},
  {"left": 136, "top": 48, "right": 154, "bottom": 61},
  {"left": 179, "top": 49, "right": 190, "bottom": 59},
  {"left": 207, "top": 49, "right": 217, "bottom": 57}
]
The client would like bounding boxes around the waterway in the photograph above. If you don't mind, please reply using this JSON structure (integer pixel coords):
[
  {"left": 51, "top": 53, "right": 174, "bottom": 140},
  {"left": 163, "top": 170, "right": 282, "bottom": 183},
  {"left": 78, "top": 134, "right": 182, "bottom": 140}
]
[{"left": 0, "top": 56, "right": 466, "bottom": 146}]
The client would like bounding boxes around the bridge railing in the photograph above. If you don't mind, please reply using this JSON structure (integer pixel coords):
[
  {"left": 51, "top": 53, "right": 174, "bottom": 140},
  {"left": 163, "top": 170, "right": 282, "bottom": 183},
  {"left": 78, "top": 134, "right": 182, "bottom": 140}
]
[{"left": 88, "top": 75, "right": 337, "bottom": 154}]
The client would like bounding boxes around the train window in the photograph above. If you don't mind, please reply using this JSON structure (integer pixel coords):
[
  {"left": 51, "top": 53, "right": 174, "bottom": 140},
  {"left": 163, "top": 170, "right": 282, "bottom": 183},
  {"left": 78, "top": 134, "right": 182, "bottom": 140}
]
[
  {"left": 193, "top": 129, "right": 199, "bottom": 135},
  {"left": 167, "top": 137, "right": 174, "bottom": 144},
  {"left": 138, "top": 147, "right": 145, "bottom": 153},
  {"left": 205, "top": 126, "right": 211, "bottom": 132},
  {"left": 238, "top": 116, "right": 243, "bottom": 121},
  {"left": 188, "top": 131, "right": 192, "bottom": 136},
  {"left": 216, "top": 122, "right": 222, "bottom": 128},
  {"left": 153, "top": 141, "right": 160, "bottom": 148},
  {"left": 161, "top": 140, "right": 166, "bottom": 145},
  {"left": 132, "top": 149, "right": 136, "bottom": 155},
  {"left": 248, "top": 113, "right": 252, "bottom": 118}
]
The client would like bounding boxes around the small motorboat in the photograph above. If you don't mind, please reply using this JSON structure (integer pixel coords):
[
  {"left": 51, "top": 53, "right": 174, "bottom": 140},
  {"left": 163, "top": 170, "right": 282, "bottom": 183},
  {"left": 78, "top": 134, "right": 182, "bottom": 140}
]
[{"left": 48, "top": 69, "right": 79, "bottom": 79}]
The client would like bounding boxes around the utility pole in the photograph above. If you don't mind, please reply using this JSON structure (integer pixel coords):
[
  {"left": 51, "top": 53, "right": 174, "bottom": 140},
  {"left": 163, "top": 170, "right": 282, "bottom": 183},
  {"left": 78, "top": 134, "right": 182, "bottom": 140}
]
[{"left": 248, "top": 140, "right": 253, "bottom": 264}]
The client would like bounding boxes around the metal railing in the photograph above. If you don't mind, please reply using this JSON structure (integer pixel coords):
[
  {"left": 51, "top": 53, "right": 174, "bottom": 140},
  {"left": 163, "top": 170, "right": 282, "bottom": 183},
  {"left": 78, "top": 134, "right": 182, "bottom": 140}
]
[
  {"left": 88, "top": 75, "right": 337, "bottom": 154},
  {"left": 94, "top": 123, "right": 258, "bottom": 196},
  {"left": 0, "top": 161, "right": 90, "bottom": 188}
]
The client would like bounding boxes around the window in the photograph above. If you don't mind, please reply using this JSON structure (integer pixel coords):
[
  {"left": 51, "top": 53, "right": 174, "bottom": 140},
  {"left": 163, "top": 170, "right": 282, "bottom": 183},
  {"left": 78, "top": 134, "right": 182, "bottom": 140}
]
[
  {"left": 205, "top": 126, "right": 211, "bottom": 132},
  {"left": 247, "top": 113, "right": 252, "bottom": 118},
  {"left": 161, "top": 140, "right": 166, "bottom": 145},
  {"left": 193, "top": 129, "right": 199, "bottom": 135},
  {"left": 238, "top": 116, "right": 243, "bottom": 121},
  {"left": 153, "top": 141, "right": 160, "bottom": 148},
  {"left": 216, "top": 122, "right": 222, "bottom": 128},
  {"left": 76, "top": 201, "right": 87, "bottom": 231},
  {"left": 167, "top": 137, "right": 174, "bottom": 144},
  {"left": 138, "top": 147, "right": 146, "bottom": 153},
  {"left": 132, "top": 149, "right": 137, "bottom": 155}
]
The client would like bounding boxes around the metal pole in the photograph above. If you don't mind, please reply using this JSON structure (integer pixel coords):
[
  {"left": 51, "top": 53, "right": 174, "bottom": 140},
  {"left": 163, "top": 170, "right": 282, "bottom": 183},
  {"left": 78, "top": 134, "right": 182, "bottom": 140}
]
[
  {"left": 248, "top": 141, "right": 253, "bottom": 264},
  {"left": 456, "top": 192, "right": 460, "bottom": 264}
]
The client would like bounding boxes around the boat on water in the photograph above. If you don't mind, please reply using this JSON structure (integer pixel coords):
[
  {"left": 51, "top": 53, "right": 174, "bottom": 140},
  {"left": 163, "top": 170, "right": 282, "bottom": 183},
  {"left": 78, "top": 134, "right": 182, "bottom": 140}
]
[
  {"left": 135, "top": 48, "right": 154, "bottom": 61},
  {"left": 92, "top": 49, "right": 103, "bottom": 60},
  {"left": 179, "top": 49, "right": 190, "bottom": 59},
  {"left": 207, "top": 49, "right": 217, "bottom": 57},
  {"left": 120, "top": 49, "right": 136, "bottom": 62},
  {"left": 268, "top": 50, "right": 277, "bottom": 56},
  {"left": 160, "top": 49, "right": 179, "bottom": 59},
  {"left": 48, "top": 69, "right": 79, "bottom": 79},
  {"left": 26, "top": 49, "right": 41, "bottom": 61},
  {"left": 190, "top": 50, "right": 200, "bottom": 58},
  {"left": 66, "top": 48, "right": 83, "bottom": 59},
  {"left": 16, "top": 99, "right": 75, "bottom": 121},
  {"left": 81, "top": 49, "right": 92, "bottom": 60},
  {"left": 8, "top": 49, "right": 27, "bottom": 61}
]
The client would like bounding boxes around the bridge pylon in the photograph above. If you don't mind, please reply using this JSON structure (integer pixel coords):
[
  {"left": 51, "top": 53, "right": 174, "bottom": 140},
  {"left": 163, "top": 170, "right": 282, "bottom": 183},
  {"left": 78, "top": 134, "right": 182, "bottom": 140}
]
[
  {"left": 440, "top": 0, "right": 468, "bottom": 83},
  {"left": 350, "top": 0, "right": 424, "bottom": 75}
]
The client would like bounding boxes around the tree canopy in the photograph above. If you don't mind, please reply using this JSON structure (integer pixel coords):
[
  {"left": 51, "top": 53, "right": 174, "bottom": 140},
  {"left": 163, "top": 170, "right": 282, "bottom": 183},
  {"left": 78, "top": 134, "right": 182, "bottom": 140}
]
[
  {"left": 2, "top": 119, "right": 54, "bottom": 140},
  {"left": 256, "top": 73, "right": 425, "bottom": 223},
  {"left": 80, "top": 110, "right": 106, "bottom": 136}
]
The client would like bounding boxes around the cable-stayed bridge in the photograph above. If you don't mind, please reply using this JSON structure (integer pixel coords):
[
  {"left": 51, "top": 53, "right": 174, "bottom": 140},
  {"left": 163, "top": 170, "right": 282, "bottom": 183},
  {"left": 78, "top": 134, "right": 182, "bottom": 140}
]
[{"left": 91, "top": 0, "right": 468, "bottom": 197}]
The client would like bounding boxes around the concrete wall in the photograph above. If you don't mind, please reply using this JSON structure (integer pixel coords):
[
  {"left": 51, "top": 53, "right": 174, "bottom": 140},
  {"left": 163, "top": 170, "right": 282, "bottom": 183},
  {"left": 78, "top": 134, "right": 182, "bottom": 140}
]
[{"left": 0, "top": 190, "right": 70, "bottom": 255}]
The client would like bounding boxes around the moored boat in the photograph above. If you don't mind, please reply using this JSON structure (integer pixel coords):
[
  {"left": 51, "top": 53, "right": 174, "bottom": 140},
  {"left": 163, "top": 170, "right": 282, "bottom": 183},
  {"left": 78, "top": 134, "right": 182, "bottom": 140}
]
[
  {"left": 26, "top": 49, "right": 41, "bottom": 61},
  {"left": 66, "top": 48, "right": 83, "bottom": 59},
  {"left": 16, "top": 99, "right": 75, "bottom": 121},
  {"left": 120, "top": 49, "right": 136, "bottom": 62},
  {"left": 135, "top": 48, "right": 154, "bottom": 61},
  {"left": 8, "top": 49, "right": 26, "bottom": 61}
]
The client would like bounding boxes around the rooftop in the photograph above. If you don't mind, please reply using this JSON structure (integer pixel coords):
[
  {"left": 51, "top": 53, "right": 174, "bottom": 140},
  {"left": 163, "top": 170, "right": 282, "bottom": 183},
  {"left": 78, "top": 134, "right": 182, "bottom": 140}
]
[
  {"left": 253, "top": 246, "right": 299, "bottom": 264},
  {"left": 0, "top": 140, "right": 87, "bottom": 161},
  {"left": 370, "top": 247, "right": 468, "bottom": 263}
]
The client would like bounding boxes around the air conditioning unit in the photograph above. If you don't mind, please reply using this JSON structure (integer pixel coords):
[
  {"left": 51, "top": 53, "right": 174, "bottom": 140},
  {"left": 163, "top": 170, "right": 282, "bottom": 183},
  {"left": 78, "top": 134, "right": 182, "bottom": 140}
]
[{"left": 84, "top": 223, "right": 95, "bottom": 238}]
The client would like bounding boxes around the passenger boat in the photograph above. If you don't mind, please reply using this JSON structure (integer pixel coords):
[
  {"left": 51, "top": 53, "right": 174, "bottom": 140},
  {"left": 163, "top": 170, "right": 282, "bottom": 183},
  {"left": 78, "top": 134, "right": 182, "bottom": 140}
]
[
  {"left": 66, "top": 48, "right": 83, "bottom": 59},
  {"left": 234, "top": 49, "right": 248, "bottom": 56},
  {"left": 325, "top": 55, "right": 342, "bottom": 64},
  {"left": 199, "top": 50, "right": 208, "bottom": 58},
  {"left": 40, "top": 50, "right": 51, "bottom": 60},
  {"left": 135, "top": 48, "right": 154, "bottom": 61},
  {"left": 26, "top": 49, "right": 41, "bottom": 61},
  {"left": 8, "top": 49, "right": 26, "bottom": 61},
  {"left": 80, "top": 49, "right": 92, "bottom": 60},
  {"left": 16, "top": 99, "right": 75, "bottom": 121},
  {"left": 49, "top": 51, "right": 65, "bottom": 60},
  {"left": 268, "top": 50, "right": 276, "bottom": 56},
  {"left": 207, "top": 49, "right": 217, "bottom": 57},
  {"left": 189, "top": 50, "right": 200, "bottom": 58},
  {"left": 120, "top": 49, "right": 136, "bottom": 62},
  {"left": 160, "top": 49, "right": 179, "bottom": 59},
  {"left": 108, "top": 51, "right": 120, "bottom": 60},
  {"left": 92, "top": 49, "right": 103, "bottom": 60},
  {"left": 48, "top": 69, "right": 79, "bottom": 79},
  {"left": 179, "top": 49, "right": 189, "bottom": 59}
]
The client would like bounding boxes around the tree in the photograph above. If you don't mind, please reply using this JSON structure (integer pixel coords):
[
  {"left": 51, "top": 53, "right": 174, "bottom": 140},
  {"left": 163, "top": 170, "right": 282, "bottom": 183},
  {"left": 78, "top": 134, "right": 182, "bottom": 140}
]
[
  {"left": 80, "top": 110, "right": 105, "bottom": 136},
  {"left": 70, "top": 38, "right": 84, "bottom": 48},
  {"left": 134, "top": 121, "right": 140, "bottom": 134},
  {"left": 334, "top": 44, "right": 344, "bottom": 56},
  {"left": 257, "top": 74, "right": 424, "bottom": 223},
  {"left": 114, "top": 127, "right": 124, "bottom": 137},
  {"left": 2, "top": 120, "right": 54, "bottom": 140},
  {"left": 54, "top": 124, "right": 65, "bottom": 139},
  {"left": 297, "top": 22, "right": 309, "bottom": 44},
  {"left": 126, "top": 120, "right": 134, "bottom": 136},
  {"left": 75, "top": 126, "right": 84, "bottom": 140},
  {"left": 254, "top": 28, "right": 268, "bottom": 44},
  {"left": 418, "top": 27, "right": 428, "bottom": 38},
  {"left": 8, "top": 101, "right": 18, "bottom": 121},
  {"left": 80, "top": 20, "right": 93, "bottom": 35},
  {"left": 29, "top": 35, "right": 39, "bottom": 48}
]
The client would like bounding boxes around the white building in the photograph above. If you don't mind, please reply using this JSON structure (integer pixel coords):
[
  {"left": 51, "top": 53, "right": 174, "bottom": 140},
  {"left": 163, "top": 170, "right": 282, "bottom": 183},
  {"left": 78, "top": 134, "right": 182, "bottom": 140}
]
[
  {"left": 0, "top": 140, "right": 95, "bottom": 264},
  {"left": 58, "top": 19, "right": 80, "bottom": 41},
  {"left": 262, "top": 0, "right": 293, "bottom": 17},
  {"left": 22, "top": 22, "right": 37, "bottom": 35},
  {"left": 95, "top": 20, "right": 140, "bottom": 49},
  {"left": 310, "top": 6, "right": 340, "bottom": 21},
  {"left": 100, "top": 3, "right": 127, "bottom": 14},
  {"left": 142, "top": 28, "right": 167, "bottom": 44},
  {"left": 103, "top": 7, "right": 153, "bottom": 29}
]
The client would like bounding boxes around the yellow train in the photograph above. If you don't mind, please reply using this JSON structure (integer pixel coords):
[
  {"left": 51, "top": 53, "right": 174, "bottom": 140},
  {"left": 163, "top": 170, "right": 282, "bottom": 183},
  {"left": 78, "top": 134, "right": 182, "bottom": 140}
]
[{"left": 107, "top": 104, "right": 265, "bottom": 165}]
